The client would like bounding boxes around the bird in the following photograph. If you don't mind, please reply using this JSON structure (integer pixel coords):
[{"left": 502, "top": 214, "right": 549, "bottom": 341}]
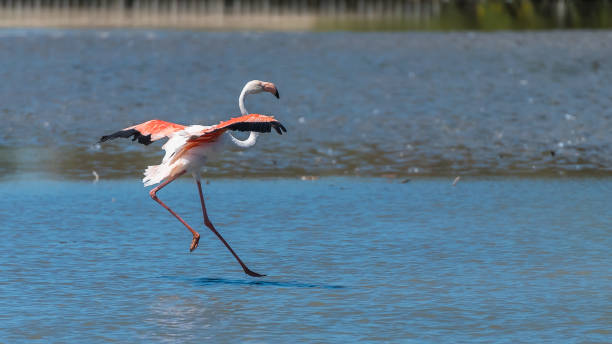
[{"left": 100, "top": 80, "right": 286, "bottom": 277}]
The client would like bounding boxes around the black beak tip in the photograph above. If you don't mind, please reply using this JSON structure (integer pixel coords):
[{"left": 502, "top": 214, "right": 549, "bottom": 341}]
[{"left": 274, "top": 90, "right": 280, "bottom": 99}]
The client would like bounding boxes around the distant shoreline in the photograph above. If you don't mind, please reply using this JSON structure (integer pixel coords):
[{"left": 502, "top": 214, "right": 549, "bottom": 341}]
[
  {"left": 1, "top": 0, "right": 612, "bottom": 31},
  {"left": 0, "top": 11, "right": 319, "bottom": 31}
]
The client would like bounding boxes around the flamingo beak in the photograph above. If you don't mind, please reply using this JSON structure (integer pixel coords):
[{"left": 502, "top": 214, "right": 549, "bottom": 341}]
[{"left": 262, "top": 82, "right": 280, "bottom": 99}]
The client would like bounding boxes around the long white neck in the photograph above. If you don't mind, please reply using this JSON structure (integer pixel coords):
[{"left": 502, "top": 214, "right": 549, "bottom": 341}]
[
  {"left": 229, "top": 86, "right": 259, "bottom": 148},
  {"left": 239, "top": 87, "right": 249, "bottom": 116},
  {"left": 229, "top": 131, "right": 259, "bottom": 148}
]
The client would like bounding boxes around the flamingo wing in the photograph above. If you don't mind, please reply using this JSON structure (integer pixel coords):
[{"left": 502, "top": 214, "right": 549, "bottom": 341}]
[
  {"left": 216, "top": 113, "right": 287, "bottom": 135},
  {"left": 100, "top": 119, "right": 187, "bottom": 145},
  {"left": 162, "top": 114, "right": 286, "bottom": 164},
  {"left": 187, "top": 114, "right": 287, "bottom": 144}
]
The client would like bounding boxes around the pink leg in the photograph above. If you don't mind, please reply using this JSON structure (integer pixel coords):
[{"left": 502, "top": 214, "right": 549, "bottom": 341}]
[
  {"left": 150, "top": 170, "right": 200, "bottom": 252},
  {"left": 196, "top": 179, "right": 265, "bottom": 278}
]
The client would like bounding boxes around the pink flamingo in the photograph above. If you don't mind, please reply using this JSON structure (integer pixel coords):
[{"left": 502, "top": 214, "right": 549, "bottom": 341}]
[{"left": 100, "top": 80, "right": 285, "bottom": 277}]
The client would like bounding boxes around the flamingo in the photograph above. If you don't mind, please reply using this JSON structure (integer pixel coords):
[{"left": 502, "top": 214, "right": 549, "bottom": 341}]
[{"left": 100, "top": 80, "right": 286, "bottom": 277}]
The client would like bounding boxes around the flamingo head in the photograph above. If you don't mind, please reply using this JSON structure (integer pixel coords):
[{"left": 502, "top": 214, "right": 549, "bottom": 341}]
[{"left": 244, "top": 80, "right": 280, "bottom": 99}]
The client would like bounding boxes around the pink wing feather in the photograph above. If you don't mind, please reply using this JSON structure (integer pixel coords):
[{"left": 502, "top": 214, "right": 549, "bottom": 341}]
[{"left": 100, "top": 119, "right": 186, "bottom": 145}]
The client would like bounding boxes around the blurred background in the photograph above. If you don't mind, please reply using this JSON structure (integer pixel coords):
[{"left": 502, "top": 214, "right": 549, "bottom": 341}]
[{"left": 0, "top": 0, "right": 612, "bottom": 30}]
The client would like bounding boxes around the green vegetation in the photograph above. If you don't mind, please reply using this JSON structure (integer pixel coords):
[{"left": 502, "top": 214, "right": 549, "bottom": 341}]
[{"left": 315, "top": 0, "right": 612, "bottom": 31}]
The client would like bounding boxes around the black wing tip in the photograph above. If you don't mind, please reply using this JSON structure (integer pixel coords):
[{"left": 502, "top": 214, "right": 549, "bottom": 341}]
[
  {"left": 227, "top": 122, "right": 272, "bottom": 134},
  {"left": 271, "top": 121, "right": 287, "bottom": 135},
  {"left": 274, "top": 90, "right": 280, "bottom": 99},
  {"left": 226, "top": 115, "right": 287, "bottom": 135},
  {"left": 99, "top": 129, "right": 153, "bottom": 145},
  {"left": 266, "top": 113, "right": 287, "bottom": 135}
]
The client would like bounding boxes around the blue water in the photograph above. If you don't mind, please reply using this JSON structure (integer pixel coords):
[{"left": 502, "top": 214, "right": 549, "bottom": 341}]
[
  {"left": 1, "top": 177, "right": 610, "bottom": 342},
  {"left": 2, "top": 30, "right": 612, "bottom": 179}
]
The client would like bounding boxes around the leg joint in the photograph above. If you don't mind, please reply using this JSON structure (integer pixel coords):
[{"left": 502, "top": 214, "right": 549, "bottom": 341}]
[{"left": 204, "top": 219, "right": 214, "bottom": 228}]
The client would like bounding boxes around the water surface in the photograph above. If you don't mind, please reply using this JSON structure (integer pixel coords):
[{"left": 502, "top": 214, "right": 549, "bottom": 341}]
[
  {"left": 1, "top": 30, "right": 612, "bottom": 178},
  {"left": 1, "top": 177, "right": 611, "bottom": 342}
]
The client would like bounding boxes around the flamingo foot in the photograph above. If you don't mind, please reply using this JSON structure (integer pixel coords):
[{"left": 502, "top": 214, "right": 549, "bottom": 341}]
[
  {"left": 189, "top": 234, "right": 200, "bottom": 252},
  {"left": 243, "top": 267, "right": 266, "bottom": 278}
]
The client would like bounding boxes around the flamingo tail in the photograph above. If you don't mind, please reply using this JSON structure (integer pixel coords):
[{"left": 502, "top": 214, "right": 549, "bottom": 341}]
[{"left": 143, "top": 164, "right": 172, "bottom": 187}]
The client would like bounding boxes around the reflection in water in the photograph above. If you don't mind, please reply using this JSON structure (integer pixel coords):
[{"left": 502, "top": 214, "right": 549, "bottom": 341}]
[
  {"left": 148, "top": 295, "right": 215, "bottom": 343},
  {"left": 194, "top": 277, "right": 346, "bottom": 289},
  {"left": 159, "top": 275, "right": 346, "bottom": 289}
]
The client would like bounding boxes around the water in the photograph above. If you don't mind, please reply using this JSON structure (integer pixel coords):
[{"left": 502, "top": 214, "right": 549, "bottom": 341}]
[
  {"left": 1, "top": 29, "right": 611, "bottom": 342},
  {"left": 1, "top": 177, "right": 611, "bottom": 342},
  {"left": 1, "top": 29, "right": 612, "bottom": 179}
]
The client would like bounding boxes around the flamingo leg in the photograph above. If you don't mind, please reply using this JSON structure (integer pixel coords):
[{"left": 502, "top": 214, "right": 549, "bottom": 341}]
[
  {"left": 149, "top": 170, "right": 200, "bottom": 252},
  {"left": 196, "top": 179, "right": 265, "bottom": 278}
]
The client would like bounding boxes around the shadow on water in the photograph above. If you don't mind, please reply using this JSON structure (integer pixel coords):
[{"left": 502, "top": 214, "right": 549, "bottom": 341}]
[{"left": 160, "top": 276, "right": 346, "bottom": 289}]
